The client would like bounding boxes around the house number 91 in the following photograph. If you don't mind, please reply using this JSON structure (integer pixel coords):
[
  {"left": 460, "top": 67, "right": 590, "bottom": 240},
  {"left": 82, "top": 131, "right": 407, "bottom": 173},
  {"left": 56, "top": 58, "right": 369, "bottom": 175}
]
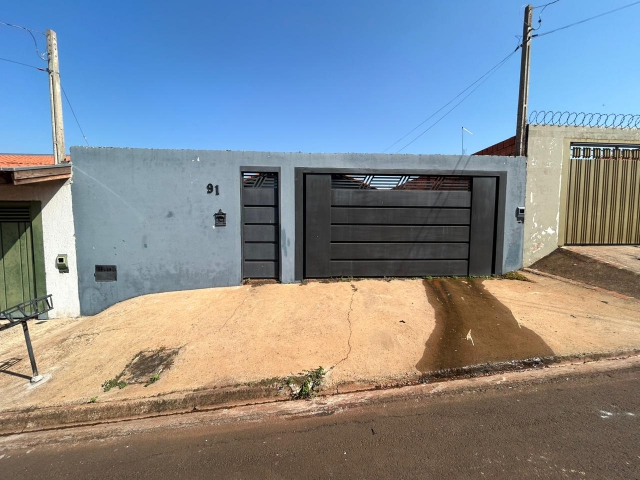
[{"left": 207, "top": 184, "right": 219, "bottom": 195}]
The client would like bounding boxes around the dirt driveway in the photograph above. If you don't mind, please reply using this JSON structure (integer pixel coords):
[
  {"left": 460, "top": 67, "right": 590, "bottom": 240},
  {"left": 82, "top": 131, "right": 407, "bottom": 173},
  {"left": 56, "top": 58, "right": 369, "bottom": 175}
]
[
  {"left": 531, "top": 246, "right": 640, "bottom": 299},
  {"left": 1, "top": 273, "right": 639, "bottom": 414}
]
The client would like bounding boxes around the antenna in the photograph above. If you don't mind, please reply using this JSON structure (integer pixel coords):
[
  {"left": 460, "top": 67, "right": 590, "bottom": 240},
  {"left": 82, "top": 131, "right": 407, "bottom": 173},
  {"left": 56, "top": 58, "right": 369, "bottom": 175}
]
[{"left": 462, "top": 127, "right": 474, "bottom": 155}]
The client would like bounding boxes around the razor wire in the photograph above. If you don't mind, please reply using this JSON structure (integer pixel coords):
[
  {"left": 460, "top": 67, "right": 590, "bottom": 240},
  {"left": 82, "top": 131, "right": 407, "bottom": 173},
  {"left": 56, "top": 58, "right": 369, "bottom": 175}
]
[{"left": 529, "top": 111, "right": 640, "bottom": 129}]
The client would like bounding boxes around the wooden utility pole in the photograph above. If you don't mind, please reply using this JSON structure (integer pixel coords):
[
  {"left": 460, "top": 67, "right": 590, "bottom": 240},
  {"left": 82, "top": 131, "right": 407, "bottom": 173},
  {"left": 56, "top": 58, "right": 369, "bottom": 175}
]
[
  {"left": 46, "top": 29, "right": 66, "bottom": 164},
  {"left": 515, "top": 5, "right": 533, "bottom": 157}
]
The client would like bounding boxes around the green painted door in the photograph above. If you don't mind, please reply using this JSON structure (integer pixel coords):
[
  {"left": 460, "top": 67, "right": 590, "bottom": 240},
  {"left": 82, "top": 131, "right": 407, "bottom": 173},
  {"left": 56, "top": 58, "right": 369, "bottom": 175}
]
[{"left": 0, "top": 205, "right": 38, "bottom": 312}]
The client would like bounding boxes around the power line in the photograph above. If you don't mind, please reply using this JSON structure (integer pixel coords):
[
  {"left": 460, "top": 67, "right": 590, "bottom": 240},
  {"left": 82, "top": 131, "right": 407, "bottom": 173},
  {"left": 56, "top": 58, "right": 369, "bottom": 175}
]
[
  {"left": 532, "top": 0, "right": 560, "bottom": 9},
  {"left": 383, "top": 46, "right": 521, "bottom": 153},
  {"left": 531, "top": 0, "right": 560, "bottom": 31},
  {"left": 394, "top": 50, "right": 518, "bottom": 153},
  {"left": 383, "top": 44, "right": 522, "bottom": 153},
  {"left": 0, "top": 56, "right": 47, "bottom": 71},
  {"left": 0, "top": 20, "right": 47, "bottom": 61},
  {"left": 61, "top": 85, "right": 90, "bottom": 146},
  {"left": 0, "top": 21, "right": 45, "bottom": 35},
  {"left": 533, "top": 0, "right": 640, "bottom": 38}
]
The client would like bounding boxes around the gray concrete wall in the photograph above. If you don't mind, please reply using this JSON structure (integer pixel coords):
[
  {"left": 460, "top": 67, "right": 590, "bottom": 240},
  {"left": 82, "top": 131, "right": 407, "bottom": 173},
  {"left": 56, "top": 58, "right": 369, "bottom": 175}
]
[
  {"left": 71, "top": 147, "right": 526, "bottom": 315},
  {"left": 524, "top": 125, "right": 640, "bottom": 266},
  {"left": 0, "top": 180, "right": 81, "bottom": 318}
]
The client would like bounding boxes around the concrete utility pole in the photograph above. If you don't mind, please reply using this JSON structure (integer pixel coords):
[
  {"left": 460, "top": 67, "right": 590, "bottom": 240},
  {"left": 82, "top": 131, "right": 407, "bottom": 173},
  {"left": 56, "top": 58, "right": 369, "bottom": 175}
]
[
  {"left": 46, "top": 29, "right": 66, "bottom": 164},
  {"left": 515, "top": 5, "right": 533, "bottom": 157}
]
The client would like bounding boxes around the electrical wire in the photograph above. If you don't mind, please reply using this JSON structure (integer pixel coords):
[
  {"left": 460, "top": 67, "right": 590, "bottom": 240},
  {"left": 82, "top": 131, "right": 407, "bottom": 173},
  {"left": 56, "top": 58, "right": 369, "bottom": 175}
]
[
  {"left": 0, "top": 56, "right": 47, "bottom": 71},
  {"left": 531, "top": 0, "right": 560, "bottom": 31},
  {"left": 533, "top": 0, "right": 640, "bottom": 38},
  {"left": 532, "top": 0, "right": 560, "bottom": 9},
  {"left": 62, "top": 85, "right": 90, "bottom": 146},
  {"left": 0, "top": 21, "right": 47, "bottom": 61},
  {"left": 393, "top": 50, "right": 518, "bottom": 153},
  {"left": 383, "top": 45, "right": 521, "bottom": 153}
]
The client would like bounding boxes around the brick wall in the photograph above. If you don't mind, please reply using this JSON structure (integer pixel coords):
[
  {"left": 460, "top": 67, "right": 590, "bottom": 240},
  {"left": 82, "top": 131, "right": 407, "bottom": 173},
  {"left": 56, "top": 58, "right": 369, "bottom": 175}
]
[{"left": 473, "top": 136, "right": 516, "bottom": 156}]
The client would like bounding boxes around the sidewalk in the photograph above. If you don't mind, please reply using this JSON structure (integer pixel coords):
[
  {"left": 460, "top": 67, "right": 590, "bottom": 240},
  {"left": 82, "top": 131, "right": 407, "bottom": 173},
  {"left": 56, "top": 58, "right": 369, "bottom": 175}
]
[{"left": 1, "top": 272, "right": 639, "bottom": 433}]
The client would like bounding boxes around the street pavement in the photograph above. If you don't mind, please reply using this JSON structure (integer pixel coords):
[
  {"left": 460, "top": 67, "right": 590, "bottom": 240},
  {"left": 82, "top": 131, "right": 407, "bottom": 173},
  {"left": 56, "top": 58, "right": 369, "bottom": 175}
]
[{"left": 2, "top": 363, "right": 639, "bottom": 479}]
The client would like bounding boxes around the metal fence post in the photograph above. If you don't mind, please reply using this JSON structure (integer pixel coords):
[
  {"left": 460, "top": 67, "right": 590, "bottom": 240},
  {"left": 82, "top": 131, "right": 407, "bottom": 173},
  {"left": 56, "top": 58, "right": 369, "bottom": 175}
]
[{"left": 21, "top": 321, "right": 43, "bottom": 383}]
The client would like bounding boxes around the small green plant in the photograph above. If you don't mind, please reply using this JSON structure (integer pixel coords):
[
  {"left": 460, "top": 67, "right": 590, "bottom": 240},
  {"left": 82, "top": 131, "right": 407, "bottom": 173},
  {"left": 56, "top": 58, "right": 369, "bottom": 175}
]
[
  {"left": 286, "top": 367, "right": 326, "bottom": 400},
  {"left": 145, "top": 372, "right": 160, "bottom": 387},
  {"left": 102, "top": 377, "right": 127, "bottom": 392},
  {"left": 500, "top": 271, "right": 530, "bottom": 282},
  {"left": 89, "top": 396, "right": 97, "bottom": 403}
]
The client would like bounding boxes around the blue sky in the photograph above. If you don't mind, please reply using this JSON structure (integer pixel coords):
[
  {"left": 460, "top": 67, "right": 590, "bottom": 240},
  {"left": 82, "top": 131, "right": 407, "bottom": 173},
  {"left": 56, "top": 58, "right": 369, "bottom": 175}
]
[{"left": 1, "top": 0, "right": 639, "bottom": 155}]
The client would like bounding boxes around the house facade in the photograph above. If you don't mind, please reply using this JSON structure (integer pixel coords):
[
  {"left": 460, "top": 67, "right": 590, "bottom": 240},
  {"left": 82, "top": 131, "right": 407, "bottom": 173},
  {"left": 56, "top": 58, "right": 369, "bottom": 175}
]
[
  {"left": 0, "top": 154, "right": 80, "bottom": 318},
  {"left": 69, "top": 147, "right": 526, "bottom": 315}
]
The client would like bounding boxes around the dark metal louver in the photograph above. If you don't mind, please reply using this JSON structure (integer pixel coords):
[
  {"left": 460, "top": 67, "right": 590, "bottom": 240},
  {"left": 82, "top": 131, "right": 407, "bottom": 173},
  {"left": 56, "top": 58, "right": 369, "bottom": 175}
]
[
  {"left": 331, "top": 174, "right": 471, "bottom": 191},
  {"left": 243, "top": 172, "right": 278, "bottom": 188},
  {"left": 0, "top": 206, "right": 31, "bottom": 223}
]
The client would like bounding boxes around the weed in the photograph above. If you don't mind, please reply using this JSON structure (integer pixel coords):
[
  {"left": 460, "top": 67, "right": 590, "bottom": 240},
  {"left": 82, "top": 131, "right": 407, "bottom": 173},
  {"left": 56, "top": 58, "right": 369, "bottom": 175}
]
[
  {"left": 102, "top": 377, "right": 127, "bottom": 392},
  {"left": 338, "top": 276, "right": 355, "bottom": 282},
  {"left": 252, "top": 376, "right": 285, "bottom": 388},
  {"left": 89, "top": 397, "right": 97, "bottom": 404},
  {"left": 145, "top": 372, "right": 160, "bottom": 387},
  {"left": 500, "top": 271, "right": 531, "bottom": 282},
  {"left": 101, "top": 351, "right": 142, "bottom": 392},
  {"left": 286, "top": 367, "right": 326, "bottom": 400}
]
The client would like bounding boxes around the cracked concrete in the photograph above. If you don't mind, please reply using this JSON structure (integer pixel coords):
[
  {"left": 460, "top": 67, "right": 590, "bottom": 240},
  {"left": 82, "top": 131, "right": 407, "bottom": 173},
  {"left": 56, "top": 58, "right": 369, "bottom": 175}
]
[
  {"left": 329, "top": 284, "right": 357, "bottom": 371},
  {"left": 1, "top": 274, "right": 640, "bottom": 417}
]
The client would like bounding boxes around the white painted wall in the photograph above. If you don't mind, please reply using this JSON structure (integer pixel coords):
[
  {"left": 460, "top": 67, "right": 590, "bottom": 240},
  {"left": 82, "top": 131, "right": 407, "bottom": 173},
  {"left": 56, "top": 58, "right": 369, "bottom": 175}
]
[
  {"left": 0, "top": 179, "right": 80, "bottom": 317},
  {"left": 524, "top": 125, "right": 640, "bottom": 266}
]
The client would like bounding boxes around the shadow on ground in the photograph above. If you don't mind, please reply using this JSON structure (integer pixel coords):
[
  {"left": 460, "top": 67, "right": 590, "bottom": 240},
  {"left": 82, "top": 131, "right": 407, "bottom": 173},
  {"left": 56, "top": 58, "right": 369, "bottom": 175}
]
[
  {"left": 0, "top": 357, "right": 30, "bottom": 380},
  {"left": 531, "top": 248, "right": 640, "bottom": 299},
  {"left": 416, "top": 278, "right": 554, "bottom": 372}
]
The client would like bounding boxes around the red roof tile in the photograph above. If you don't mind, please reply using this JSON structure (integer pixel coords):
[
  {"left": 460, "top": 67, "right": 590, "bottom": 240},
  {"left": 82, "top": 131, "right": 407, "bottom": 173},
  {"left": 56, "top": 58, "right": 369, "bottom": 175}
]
[{"left": 0, "top": 154, "right": 70, "bottom": 168}]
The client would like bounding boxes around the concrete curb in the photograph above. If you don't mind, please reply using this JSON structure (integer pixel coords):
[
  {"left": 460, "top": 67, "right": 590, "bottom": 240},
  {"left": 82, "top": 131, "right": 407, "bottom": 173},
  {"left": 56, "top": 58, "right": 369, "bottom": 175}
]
[
  {"left": 0, "top": 385, "right": 286, "bottom": 436},
  {"left": 2, "top": 349, "right": 639, "bottom": 436},
  {"left": 523, "top": 267, "right": 634, "bottom": 299}
]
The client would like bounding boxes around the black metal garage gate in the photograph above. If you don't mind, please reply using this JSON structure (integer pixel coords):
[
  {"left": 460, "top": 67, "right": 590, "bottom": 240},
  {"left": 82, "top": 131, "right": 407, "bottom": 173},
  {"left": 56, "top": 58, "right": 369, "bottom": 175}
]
[
  {"left": 242, "top": 172, "right": 279, "bottom": 279},
  {"left": 303, "top": 173, "right": 497, "bottom": 278}
]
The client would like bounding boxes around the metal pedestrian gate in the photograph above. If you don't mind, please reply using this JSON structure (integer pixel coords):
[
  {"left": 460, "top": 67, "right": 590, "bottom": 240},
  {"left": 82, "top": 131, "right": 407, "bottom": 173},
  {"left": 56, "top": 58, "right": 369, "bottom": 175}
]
[
  {"left": 302, "top": 173, "right": 498, "bottom": 278},
  {"left": 564, "top": 143, "right": 640, "bottom": 245},
  {"left": 242, "top": 172, "right": 280, "bottom": 279}
]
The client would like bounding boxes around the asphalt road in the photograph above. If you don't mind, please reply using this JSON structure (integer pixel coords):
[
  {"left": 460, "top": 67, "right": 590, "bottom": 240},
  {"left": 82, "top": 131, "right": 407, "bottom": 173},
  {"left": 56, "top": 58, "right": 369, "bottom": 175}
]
[{"left": 2, "top": 366, "right": 639, "bottom": 479}]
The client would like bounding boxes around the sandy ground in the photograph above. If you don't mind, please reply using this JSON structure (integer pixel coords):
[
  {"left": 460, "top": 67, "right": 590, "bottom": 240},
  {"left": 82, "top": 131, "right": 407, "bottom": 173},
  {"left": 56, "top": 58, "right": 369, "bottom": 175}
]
[
  {"left": 484, "top": 273, "right": 640, "bottom": 355},
  {"left": 565, "top": 245, "right": 640, "bottom": 274},
  {"left": 0, "top": 280, "right": 433, "bottom": 411},
  {"left": 1, "top": 273, "right": 639, "bottom": 413}
]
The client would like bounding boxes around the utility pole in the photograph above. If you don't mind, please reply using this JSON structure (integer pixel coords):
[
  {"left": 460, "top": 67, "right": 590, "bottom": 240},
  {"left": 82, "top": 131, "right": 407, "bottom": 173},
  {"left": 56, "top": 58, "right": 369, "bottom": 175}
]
[
  {"left": 46, "top": 29, "right": 66, "bottom": 164},
  {"left": 515, "top": 5, "right": 533, "bottom": 157}
]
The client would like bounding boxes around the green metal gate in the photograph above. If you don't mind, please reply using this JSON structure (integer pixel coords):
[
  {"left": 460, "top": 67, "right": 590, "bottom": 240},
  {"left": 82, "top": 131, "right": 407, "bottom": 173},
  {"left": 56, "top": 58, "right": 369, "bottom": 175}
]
[{"left": 0, "top": 203, "right": 46, "bottom": 311}]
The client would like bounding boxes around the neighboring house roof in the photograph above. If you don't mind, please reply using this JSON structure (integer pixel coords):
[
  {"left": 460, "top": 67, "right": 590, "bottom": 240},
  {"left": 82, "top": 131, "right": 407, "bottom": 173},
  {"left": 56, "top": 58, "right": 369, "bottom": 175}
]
[
  {"left": 0, "top": 154, "right": 72, "bottom": 185},
  {"left": 0, "top": 154, "right": 70, "bottom": 168},
  {"left": 473, "top": 136, "right": 516, "bottom": 156}
]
